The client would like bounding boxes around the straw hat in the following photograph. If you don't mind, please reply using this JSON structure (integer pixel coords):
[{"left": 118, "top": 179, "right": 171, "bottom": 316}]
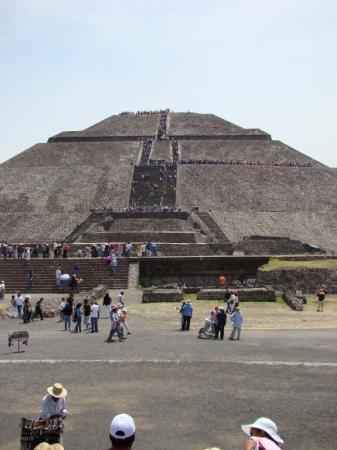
[
  {"left": 34, "top": 444, "right": 64, "bottom": 450},
  {"left": 47, "top": 383, "right": 67, "bottom": 398},
  {"left": 241, "top": 417, "right": 283, "bottom": 444}
]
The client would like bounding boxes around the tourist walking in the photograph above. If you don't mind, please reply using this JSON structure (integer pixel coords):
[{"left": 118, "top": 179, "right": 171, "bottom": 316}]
[
  {"left": 226, "top": 291, "right": 239, "bottom": 314},
  {"left": 73, "top": 303, "right": 82, "bottom": 333},
  {"left": 111, "top": 256, "right": 118, "bottom": 274},
  {"left": 33, "top": 298, "right": 44, "bottom": 320},
  {"left": 16, "top": 292, "right": 24, "bottom": 318},
  {"left": 0, "top": 280, "right": 5, "bottom": 300},
  {"left": 23, "top": 296, "right": 33, "bottom": 323},
  {"left": 9, "top": 295, "right": 17, "bottom": 317},
  {"left": 316, "top": 288, "right": 326, "bottom": 312},
  {"left": 59, "top": 298, "right": 66, "bottom": 322},
  {"left": 103, "top": 292, "right": 112, "bottom": 318},
  {"left": 56, "top": 267, "right": 62, "bottom": 286},
  {"left": 181, "top": 300, "right": 193, "bottom": 331},
  {"left": 106, "top": 305, "right": 124, "bottom": 342},
  {"left": 27, "top": 270, "right": 33, "bottom": 288},
  {"left": 63, "top": 298, "right": 73, "bottom": 331},
  {"left": 241, "top": 417, "right": 283, "bottom": 449},
  {"left": 90, "top": 301, "right": 100, "bottom": 332},
  {"left": 214, "top": 306, "right": 226, "bottom": 340},
  {"left": 117, "top": 291, "right": 125, "bottom": 307},
  {"left": 83, "top": 299, "right": 91, "bottom": 330},
  {"left": 229, "top": 306, "right": 243, "bottom": 340},
  {"left": 69, "top": 274, "right": 79, "bottom": 292}
]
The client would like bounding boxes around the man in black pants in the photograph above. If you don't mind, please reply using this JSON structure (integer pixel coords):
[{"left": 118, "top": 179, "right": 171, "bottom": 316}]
[
  {"left": 214, "top": 306, "right": 226, "bottom": 340},
  {"left": 181, "top": 300, "right": 193, "bottom": 331},
  {"left": 33, "top": 298, "right": 44, "bottom": 320}
]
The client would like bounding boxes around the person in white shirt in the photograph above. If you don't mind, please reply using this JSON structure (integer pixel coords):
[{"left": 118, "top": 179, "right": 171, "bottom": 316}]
[
  {"left": 226, "top": 292, "right": 239, "bottom": 314},
  {"left": 0, "top": 280, "right": 5, "bottom": 300},
  {"left": 40, "top": 383, "right": 68, "bottom": 420},
  {"left": 90, "top": 301, "right": 100, "bottom": 333},
  {"left": 117, "top": 291, "right": 125, "bottom": 307},
  {"left": 59, "top": 298, "right": 66, "bottom": 322},
  {"left": 55, "top": 267, "right": 62, "bottom": 286},
  {"left": 15, "top": 292, "right": 24, "bottom": 318}
]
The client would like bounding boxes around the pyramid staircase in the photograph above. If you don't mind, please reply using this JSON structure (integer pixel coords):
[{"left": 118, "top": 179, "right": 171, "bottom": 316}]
[{"left": 0, "top": 258, "right": 129, "bottom": 293}]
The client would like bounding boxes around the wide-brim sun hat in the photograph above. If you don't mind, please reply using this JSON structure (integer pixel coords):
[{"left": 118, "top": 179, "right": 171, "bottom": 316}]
[
  {"left": 241, "top": 417, "right": 283, "bottom": 444},
  {"left": 47, "top": 383, "right": 67, "bottom": 398},
  {"left": 34, "top": 444, "right": 64, "bottom": 450}
]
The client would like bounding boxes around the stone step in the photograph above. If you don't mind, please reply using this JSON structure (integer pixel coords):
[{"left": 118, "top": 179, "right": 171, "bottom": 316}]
[{"left": 0, "top": 259, "right": 129, "bottom": 292}]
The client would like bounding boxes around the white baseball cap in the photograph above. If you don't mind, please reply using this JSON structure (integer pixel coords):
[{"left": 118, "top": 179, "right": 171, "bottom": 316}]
[
  {"left": 109, "top": 414, "right": 136, "bottom": 439},
  {"left": 241, "top": 417, "right": 283, "bottom": 444}
]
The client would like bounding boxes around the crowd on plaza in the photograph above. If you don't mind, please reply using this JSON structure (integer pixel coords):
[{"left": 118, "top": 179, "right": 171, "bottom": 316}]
[
  {"left": 178, "top": 289, "right": 243, "bottom": 340},
  {"left": 178, "top": 158, "right": 312, "bottom": 167},
  {"left": 8, "top": 293, "right": 44, "bottom": 322},
  {"left": 59, "top": 291, "right": 131, "bottom": 340},
  {"left": 31, "top": 381, "right": 284, "bottom": 449}
]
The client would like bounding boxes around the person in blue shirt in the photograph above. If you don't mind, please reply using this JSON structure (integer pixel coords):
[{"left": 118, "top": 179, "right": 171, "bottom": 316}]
[
  {"left": 150, "top": 242, "right": 158, "bottom": 256},
  {"left": 229, "top": 306, "right": 243, "bottom": 340},
  {"left": 181, "top": 300, "right": 193, "bottom": 331}
]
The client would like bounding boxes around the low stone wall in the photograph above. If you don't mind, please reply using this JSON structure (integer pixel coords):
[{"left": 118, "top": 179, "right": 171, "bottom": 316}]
[
  {"left": 282, "top": 291, "right": 303, "bottom": 311},
  {"left": 81, "top": 232, "right": 197, "bottom": 243},
  {"left": 171, "top": 134, "right": 270, "bottom": 140},
  {"left": 142, "top": 289, "right": 184, "bottom": 303},
  {"left": 139, "top": 256, "right": 269, "bottom": 288},
  {"left": 235, "top": 236, "right": 307, "bottom": 255},
  {"left": 196, "top": 287, "right": 276, "bottom": 302},
  {"left": 48, "top": 135, "right": 155, "bottom": 143},
  {"left": 256, "top": 268, "right": 337, "bottom": 293}
]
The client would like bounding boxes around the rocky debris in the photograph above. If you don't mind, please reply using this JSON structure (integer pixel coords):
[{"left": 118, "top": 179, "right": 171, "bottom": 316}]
[
  {"left": 142, "top": 289, "right": 184, "bottom": 303},
  {"left": 282, "top": 291, "right": 303, "bottom": 311},
  {"left": 5, "top": 285, "right": 107, "bottom": 319},
  {"left": 83, "top": 284, "right": 107, "bottom": 302}
]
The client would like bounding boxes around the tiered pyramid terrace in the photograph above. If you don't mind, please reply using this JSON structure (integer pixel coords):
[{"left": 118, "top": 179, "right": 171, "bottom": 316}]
[{"left": 0, "top": 111, "right": 336, "bottom": 251}]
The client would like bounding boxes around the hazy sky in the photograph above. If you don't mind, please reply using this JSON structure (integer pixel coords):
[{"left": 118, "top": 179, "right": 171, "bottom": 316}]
[{"left": 1, "top": 0, "right": 336, "bottom": 166}]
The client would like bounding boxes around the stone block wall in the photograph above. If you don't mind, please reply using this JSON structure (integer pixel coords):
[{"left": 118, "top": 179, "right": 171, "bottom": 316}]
[
  {"left": 139, "top": 256, "right": 269, "bottom": 288},
  {"left": 256, "top": 267, "right": 337, "bottom": 293},
  {"left": 196, "top": 287, "right": 276, "bottom": 302},
  {"left": 235, "top": 236, "right": 307, "bottom": 255},
  {"left": 142, "top": 289, "right": 184, "bottom": 303}
]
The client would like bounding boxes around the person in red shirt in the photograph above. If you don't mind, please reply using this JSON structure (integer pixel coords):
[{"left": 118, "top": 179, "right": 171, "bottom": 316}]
[{"left": 105, "top": 413, "right": 136, "bottom": 450}]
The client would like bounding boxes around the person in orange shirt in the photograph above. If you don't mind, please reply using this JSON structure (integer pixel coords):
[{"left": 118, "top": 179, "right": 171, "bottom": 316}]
[{"left": 219, "top": 275, "right": 226, "bottom": 287}]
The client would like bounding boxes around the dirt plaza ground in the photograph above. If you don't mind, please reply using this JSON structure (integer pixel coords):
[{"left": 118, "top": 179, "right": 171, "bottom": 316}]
[{"left": 0, "top": 290, "right": 336, "bottom": 450}]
